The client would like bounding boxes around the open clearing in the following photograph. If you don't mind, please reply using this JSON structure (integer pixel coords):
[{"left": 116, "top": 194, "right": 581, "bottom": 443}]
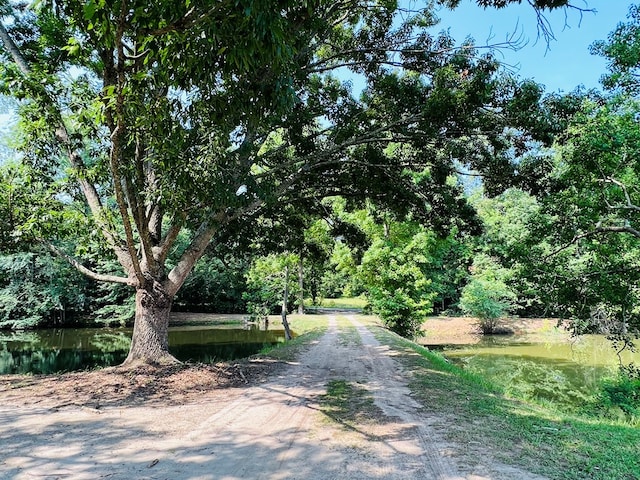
[{"left": 0, "top": 315, "right": 545, "bottom": 479}]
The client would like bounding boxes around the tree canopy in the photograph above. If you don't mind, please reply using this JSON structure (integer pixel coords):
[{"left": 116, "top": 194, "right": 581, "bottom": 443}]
[{"left": 0, "top": 0, "right": 581, "bottom": 363}]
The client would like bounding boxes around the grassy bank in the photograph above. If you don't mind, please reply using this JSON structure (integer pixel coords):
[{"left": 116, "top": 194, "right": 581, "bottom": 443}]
[
  {"left": 257, "top": 314, "right": 329, "bottom": 362},
  {"left": 368, "top": 323, "right": 640, "bottom": 480}
]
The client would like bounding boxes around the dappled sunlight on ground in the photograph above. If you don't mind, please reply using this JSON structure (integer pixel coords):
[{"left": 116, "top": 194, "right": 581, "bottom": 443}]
[{"left": 0, "top": 315, "right": 546, "bottom": 480}]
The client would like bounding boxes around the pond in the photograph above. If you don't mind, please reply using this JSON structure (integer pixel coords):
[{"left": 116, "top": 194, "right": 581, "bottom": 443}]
[
  {"left": 0, "top": 314, "right": 290, "bottom": 375},
  {"left": 424, "top": 327, "right": 640, "bottom": 409}
]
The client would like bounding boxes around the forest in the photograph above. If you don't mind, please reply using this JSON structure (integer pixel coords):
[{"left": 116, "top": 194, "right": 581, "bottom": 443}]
[{"left": 0, "top": 0, "right": 639, "bottom": 398}]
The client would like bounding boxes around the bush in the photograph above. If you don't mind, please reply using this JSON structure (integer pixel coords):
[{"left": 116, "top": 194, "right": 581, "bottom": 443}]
[
  {"left": 459, "top": 278, "right": 515, "bottom": 333},
  {"left": 459, "top": 255, "right": 516, "bottom": 334},
  {"left": 360, "top": 235, "right": 437, "bottom": 339},
  {"left": 367, "top": 286, "right": 427, "bottom": 338}
]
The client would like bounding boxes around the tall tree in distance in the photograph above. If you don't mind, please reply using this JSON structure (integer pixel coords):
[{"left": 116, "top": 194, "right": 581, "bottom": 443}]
[{"left": 0, "top": 0, "right": 577, "bottom": 364}]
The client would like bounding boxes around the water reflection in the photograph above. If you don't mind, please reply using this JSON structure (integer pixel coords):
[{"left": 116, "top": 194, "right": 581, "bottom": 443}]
[
  {"left": 0, "top": 324, "right": 289, "bottom": 375},
  {"left": 431, "top": 335, "right": 640, "bottom": 408}
]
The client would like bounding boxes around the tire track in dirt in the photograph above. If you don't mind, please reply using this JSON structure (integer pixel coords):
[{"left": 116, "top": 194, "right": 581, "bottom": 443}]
[
  {"left": 345, "top": 316, "right": 465, "bottom": 479},
  {"left": 344, "top": 315, "right": 548, "bottom": 480},
  {"left": 175, "top": 315, "right": 354, "bottom": 479},
  {"left": 174, "top": 315, "right": 470, "bottom": 479}
]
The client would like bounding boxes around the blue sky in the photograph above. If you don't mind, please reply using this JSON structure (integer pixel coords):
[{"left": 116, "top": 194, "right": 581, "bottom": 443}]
[{"left": 436, "top": 0, "right": 637, "bottom": 93}]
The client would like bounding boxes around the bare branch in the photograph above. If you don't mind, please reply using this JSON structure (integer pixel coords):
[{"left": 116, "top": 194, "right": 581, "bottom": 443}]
[
  {"left": 524, "top": 0, "right": 596, "bottom": 50},
  {"left": 45, "top": 242, "right": 135, "bottom": 286},
  {"left": 0, "top": 22, "right": 30, "bottom": 75},
  {"left": 599, "top": 225, "right": 640, "bottom": 238},
  {"left": 544, "top": 224, "right": 640, "bottom": 259},
  {"left": 601, "top": 177, "right": 640, "bottom": 212}
]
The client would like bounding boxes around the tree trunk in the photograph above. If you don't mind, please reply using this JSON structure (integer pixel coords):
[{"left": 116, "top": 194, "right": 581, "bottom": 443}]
[
  {"left": 297, "top": 253, "right": 305, "bottom": 315},
  {"left": 282, "top": 265, "right": 293, "bottom": 341},
  {"left": 122, "top": 285, "right": 178, "bottom": 366}
]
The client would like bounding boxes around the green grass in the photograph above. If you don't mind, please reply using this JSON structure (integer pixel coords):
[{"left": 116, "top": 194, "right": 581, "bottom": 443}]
[
  {"left": 370, "top": 325, "right": 640, "bottom": 480},
  {"left": 305, "top": 296, "right": 369, "bottom": 309},
  {"left": 318, "top": 379, "right": 382, "bottom": 429}
]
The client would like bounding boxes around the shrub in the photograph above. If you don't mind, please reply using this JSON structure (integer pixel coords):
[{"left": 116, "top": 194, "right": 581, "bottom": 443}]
[
  {"left": 366, "top": 286, "right": 429, "bottom": 338},
  {"left": 592, "top": 364, "right": 640, "bottom": 422},
  {"left": 360, "top": 235, "right": 437, "bottom": 339},
  {"left": 458, "top": 255, "right": 516, "bottom": 334}
]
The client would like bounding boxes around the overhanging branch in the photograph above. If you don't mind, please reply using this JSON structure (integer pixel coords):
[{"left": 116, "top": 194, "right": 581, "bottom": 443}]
[
  {"left": 0, "top": 23, "right": 30, "bottom": 75},
  {"left": 44, "top": 242, "right": 135, "bottom": 286}
]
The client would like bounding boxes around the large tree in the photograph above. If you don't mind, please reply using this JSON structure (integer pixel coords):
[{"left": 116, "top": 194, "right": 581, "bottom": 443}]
[
  {"left": 0, "top": 0, "right": 577, "bottom": 364},
  {"left": 526, "top": 4, "right": 640, "bottom": 337}
]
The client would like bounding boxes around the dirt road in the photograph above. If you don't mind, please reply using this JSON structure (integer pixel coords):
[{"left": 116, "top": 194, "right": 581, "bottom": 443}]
[{"left": 0, "top": 316, "right": 545, "bottom": 479}]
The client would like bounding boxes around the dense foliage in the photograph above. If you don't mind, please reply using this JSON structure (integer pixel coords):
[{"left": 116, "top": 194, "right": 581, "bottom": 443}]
[
  {"left": 1, "top": 0, "right": 639, "bottom": 426},
  {"left": 0, "top": 0, "right": 578, "bottom": 362},
  {"left": 458, "top": 254, "right": 516, "bottom": 333}
]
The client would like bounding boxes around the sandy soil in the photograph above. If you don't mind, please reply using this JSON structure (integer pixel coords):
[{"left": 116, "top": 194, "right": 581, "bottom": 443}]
[
  {"left": 0, "top": 316, "right": 547, "bottom": 480},
  {"left": 421, "top": 316, "right": 565, "bottom": 345}
]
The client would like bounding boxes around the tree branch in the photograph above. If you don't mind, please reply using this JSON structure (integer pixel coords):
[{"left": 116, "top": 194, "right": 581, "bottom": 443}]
[
  {"left": 543, "top": 224, "right": 640, "bottom": 259},
  {"left": 601, "top": 177, "right": 640, "bottom": 212},
  {"left": 0, "top": 19, "right": 134, "bottom": 273},
  {"left": 0, "top": 22, "right": 30, "bottom": 75},
  {"left": 164, "top": 211, "right": 227, "bottom": 296},
  {"left": 252, "top": 109, "right": 423, "bottom": 176},
  {"left": 108, "top": 1, "right": 146, "bottom": 285},
  {"left": 44, "top": 242, "right": 135, "bottom": 286},
  {"left": 156, "top": 220, "right": 183, "bottom": 266}
]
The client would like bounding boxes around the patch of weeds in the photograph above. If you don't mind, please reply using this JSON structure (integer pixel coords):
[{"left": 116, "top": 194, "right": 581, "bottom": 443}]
[
  {"left": 319, "top": 379, "right": 381, "bottom": 429},
  {"left": 337, "top": 323, "right": 362, "bottom": 347},
  {"left": 585, "top": 365, "right": 640, "bottom": 425},
  {"left": 257, "top": 339, "right": 286, "bottom": 356}
]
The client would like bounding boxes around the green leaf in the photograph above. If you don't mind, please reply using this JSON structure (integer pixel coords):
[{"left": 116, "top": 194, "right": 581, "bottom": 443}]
[{"left": 83, "top": 1, "right": 97, "bottom": 20}]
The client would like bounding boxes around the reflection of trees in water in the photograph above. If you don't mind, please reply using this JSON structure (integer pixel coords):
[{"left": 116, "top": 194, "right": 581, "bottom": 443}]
[
  {"left": 0, "top": 330, "right": 40, "bottom": 344},
  {"left": 171, "top": 341, "right": 280, "bottom": 364},
  {"left": 0, "top": 327, "right": 286, "bottom": 374},
  {"left": 0, "top": 331, "right": 46, "bottom": 374},
  {"left": 91, "top": 332, "right": 131, "bottom": 352},
  {"left": 168, "top": 327, "right": 287, "bottom": 363},
  {"left": 0, "top": 329, "right": 132, "bottom": 374},
  {"left": 568, "top": 335, "right": 639, "bottom": 368},
  {"left": 0, "top": 349, "right": 14, "bottom": 372},
  {"left": 1, "top": 344, "right": 129, "bottom": 375}
]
